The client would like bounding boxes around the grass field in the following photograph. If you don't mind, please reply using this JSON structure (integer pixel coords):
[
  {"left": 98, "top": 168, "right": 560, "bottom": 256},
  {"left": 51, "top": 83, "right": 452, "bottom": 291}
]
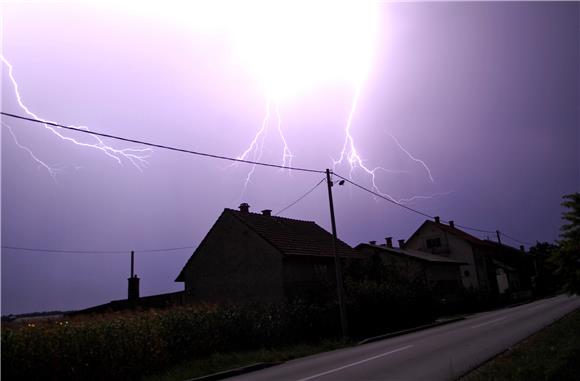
[{"left": 460, "top": 308, "right": 580, "bottom": 381}]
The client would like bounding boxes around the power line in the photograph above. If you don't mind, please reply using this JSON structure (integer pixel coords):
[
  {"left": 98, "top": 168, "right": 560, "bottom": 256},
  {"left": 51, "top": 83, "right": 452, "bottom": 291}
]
[
  {"left": 0, "top": 111, "right": 324, "bottom": 174},
  {"left": 3, "top": 110, "right": 536, "bottom": 247},
  {"left": 499, "top": 232, "right": 534, "bottom": 246},
  {"left": 332, "top": 172, "right": 435, "bottom": 219},
  {"left": 332, "top": 171, "right": 533, "bottom": 245},
  {"left": 275, "top": 177, "right": 326, "bottom": 216},
  {"left": 448, "top": 222, "right": 495, "bottom": 234},
  {"left": 1, "top": 245, "right": 194, "bottom": 254}
]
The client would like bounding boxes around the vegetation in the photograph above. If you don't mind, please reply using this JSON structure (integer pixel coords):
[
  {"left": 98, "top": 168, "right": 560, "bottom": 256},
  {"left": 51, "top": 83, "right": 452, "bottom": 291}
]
[
  {"left": 1, "top": 280, "right": 435, "bottom": 381},
  {"left": 528, "top": 241, "right": 561, "bottom": 296},
  {"left": 551, "top": 192, "right": 580, "bottom": 294},
  {"left": 144, "top": 340, "right": 349, "bottom": 381},
  {"left": 460, "top": 309, "right": 580, "bottom": 381},
  {"left": 1, "top": 302, "right": 334, "bottom": 381}
]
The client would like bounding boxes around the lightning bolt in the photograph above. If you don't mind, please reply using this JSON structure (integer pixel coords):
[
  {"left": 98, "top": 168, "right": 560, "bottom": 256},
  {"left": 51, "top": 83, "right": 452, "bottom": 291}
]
[
  {"left": 386, "top": 132, "right": 434, "bottom": 183},
  {"left": 3, "top": 121, "right": 61, "bottom": 181},
  {"left": 333, "top": 83, "right": 444, "bottom": 204},
  {"left": 234, "top": 97, "right": 293, "bottom": 192},
  {"left": 1, "top": 55, "right": 152, "bottom": 177}
]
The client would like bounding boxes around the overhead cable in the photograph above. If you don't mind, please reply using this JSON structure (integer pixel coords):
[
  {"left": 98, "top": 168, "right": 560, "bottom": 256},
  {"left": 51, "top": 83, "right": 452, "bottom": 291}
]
[
  {"left": 275, "top": 177, "right": 326, "bottom": 216},
  {"left": 1, "top": 111, "right": 324, "bottom": 174}
]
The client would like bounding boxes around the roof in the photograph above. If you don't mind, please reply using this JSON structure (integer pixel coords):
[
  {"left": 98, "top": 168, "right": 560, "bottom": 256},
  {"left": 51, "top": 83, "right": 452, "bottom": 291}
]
[
  {"left": 407, "top": 220, "right": 496, "bottom": 249},
  {"left": 176, "top": 208, "right": 359, "bottom": 282},
  {"left": 356, "top": 243, "right": 466, "bottom": 265},
  {"left": 226, "top": 209, "right": 358, "bottom": 258}
]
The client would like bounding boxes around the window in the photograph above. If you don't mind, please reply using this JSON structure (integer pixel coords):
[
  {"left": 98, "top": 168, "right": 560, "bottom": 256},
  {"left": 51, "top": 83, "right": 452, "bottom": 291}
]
[
  {"left": 426, "top": 237, "right": 442, "bottom": 249},
  {"left": 464, "top": 270, "right": 470, "bottom": 277}
]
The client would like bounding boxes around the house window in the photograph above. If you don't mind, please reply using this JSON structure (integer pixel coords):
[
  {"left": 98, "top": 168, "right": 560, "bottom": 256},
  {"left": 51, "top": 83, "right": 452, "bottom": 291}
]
[
  {"left": 426, "top": 237, "right": 442, "bottom": 249},
  {"left": 464, "top": 270, "right": 470, "bottom": 277}
]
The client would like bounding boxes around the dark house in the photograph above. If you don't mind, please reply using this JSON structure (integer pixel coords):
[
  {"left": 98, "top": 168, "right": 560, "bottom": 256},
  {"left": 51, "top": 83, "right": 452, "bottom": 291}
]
[
  {"left": 404, "top": 218, "right": 532, "bottom": 300},
  {"left": 175, "top": 203, "right": 359, "bottom": 303},
  {"left": 356, "top": 238, "right": 465, "bottom": 301}
]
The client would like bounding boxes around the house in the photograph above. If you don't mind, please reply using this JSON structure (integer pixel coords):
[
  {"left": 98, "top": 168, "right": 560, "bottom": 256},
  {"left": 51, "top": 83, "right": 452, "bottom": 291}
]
[
  {"left": 355, "top": 238, "right": 465, "bottom": 301},
  {"left": 404, "top": 217, "right": 531, "bottom": 299},
  {"left": 175, "top": 203, "right": 360, "bottom": 303}
]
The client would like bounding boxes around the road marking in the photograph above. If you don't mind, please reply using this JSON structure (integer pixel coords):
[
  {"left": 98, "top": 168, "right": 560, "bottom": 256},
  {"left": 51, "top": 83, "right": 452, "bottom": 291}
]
[
  {"left": 295, "top": 345, "right": 414, "bottom": 381},
  {"left": 470, "top": 316, "right": 507, "bottom": 329}
]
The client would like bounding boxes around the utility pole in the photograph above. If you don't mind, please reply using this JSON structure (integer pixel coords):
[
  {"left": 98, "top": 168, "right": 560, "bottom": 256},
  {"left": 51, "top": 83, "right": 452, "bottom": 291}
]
[
  {"left": 325, "top": 168, "right": 348, "bottom": 339},
  {"left": 496, "top": 230, "right": 502, "bottom": 246}
]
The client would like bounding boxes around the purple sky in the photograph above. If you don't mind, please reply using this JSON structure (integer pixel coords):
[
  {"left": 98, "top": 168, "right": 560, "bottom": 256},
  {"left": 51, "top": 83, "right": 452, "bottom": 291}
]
[{"left": 2, "top": 2, "right": 579, "bottom": 314}]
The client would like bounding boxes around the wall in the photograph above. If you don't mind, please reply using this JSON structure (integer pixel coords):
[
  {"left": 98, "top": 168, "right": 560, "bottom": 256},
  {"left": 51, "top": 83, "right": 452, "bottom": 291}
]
[
  {"left": 182, "top": 212, "right": 284, "bottom": 303},
  {"left": 406, "top": 223, "right": 479, "bottom": 290},
  {"left": 282, "top": 256, "right": 337, "bottom": 301}
]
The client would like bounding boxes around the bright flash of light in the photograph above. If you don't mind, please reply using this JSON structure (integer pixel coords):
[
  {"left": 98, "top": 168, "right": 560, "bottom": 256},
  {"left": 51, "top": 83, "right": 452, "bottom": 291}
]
[
  {"left": 5, "top": 1, "right": 442, "bottom": 203},
  {"left": 225, "top": 0, "right": 382, "bottom": 189},
  {"left": 1, "top": 56, "right": 152, "bottom": 178}
]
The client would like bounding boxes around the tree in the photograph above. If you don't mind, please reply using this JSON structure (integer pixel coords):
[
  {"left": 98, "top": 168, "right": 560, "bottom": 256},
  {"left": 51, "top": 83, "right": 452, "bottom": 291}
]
[
  {"left": 529, "top": 241, "right": 560, "bottom": 295},
  {"left": 553, "top": 193, "right": 580, "bottom": 294}
]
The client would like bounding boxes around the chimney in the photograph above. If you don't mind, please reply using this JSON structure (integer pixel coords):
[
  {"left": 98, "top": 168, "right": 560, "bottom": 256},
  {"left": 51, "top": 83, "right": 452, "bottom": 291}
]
[
  {"left": 398, "top": 239, "right": 405, "bottom": 248},
  {"left": 520, "top": 245, "right": 525, "bottom": 252},
  {"left": 239, "top": 203, "right": 250, "bottom": 213},
  {"left": 261, "top": 209, "right": 272, "bottom": 216},
  {"left": 128, "top": 275, "right": 140, "bottom": 300},
  {"left": 449, "top": 220, "right": 455, "bottom": 228},
  {"left": 434, "top": 216, "right": 440, "bottom": 224},
  {"left": 369, "top": 240, "right": 376, "bottom": 245},
  {"left": 128, "top": 251, "right": 140, "bottom": 300},
  {"left": 385, "top": 237, "right": 393, "bottom": 248}
]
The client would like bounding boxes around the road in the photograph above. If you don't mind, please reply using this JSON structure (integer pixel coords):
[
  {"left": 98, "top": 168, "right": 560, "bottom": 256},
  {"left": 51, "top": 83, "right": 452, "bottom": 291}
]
[{"left": 227, "top": 294, "right": 580, "bottom": 381}]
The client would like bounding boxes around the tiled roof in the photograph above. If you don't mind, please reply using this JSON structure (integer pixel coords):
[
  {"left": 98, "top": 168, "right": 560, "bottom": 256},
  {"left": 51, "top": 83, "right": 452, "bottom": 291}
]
[
  {"left": 226, "top": 209, "right": 359, "bottom": 258},
  {"left": 408, "top": 220, "right": 496, "bottom": 249},
  {"left": 357, "top": 243, "right": 466, "bottom": 265},
  {"left": 432, "top": 222, "right": 493, "bottom": 247}
]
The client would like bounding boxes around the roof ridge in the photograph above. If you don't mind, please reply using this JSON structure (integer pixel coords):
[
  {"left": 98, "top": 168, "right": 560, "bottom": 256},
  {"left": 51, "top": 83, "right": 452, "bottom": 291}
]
[{"left": 224, "top": 208, "right": 316, "bottom": 223}]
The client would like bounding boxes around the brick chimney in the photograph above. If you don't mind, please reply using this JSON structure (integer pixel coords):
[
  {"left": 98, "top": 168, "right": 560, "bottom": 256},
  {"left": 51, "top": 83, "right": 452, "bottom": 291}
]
[
  {"left": 385, "top": 237, "right": 393, "bottom": 248},
  {"left": 520, "top": 245, "right": 525, "bottom": 252},
  {"left": 398, "top": 239, "right": 405, "bottom": 248},
  {"left": 369, "top": 240, "right": 376, "bottom": 245},
  {"left": 449, "top": 220, "right": 455, "bottom": 228},
  {"left": 261, "top": 209, "right": 272, "bottom": 216},
  {"left": 239, "top": 203, "right": 250, "bottom": 213},
  {"left": 434, "top": 216, "right": 440, "bottom": 224}
]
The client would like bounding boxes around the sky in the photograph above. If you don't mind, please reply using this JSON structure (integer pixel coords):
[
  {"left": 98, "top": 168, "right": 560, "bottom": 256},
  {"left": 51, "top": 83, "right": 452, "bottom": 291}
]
[{"left": 1, "top": 1, "right": 578, "bottom": 315}]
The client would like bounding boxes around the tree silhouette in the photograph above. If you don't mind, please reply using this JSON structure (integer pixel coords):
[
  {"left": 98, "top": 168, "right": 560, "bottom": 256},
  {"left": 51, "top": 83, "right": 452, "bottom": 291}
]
[{"left": 553, "top": 193, "right": 580, "bottom": 294}]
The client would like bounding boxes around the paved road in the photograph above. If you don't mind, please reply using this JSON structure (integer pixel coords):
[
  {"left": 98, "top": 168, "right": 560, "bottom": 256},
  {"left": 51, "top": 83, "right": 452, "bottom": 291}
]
[{"left": 227, "top": 294, "right": 580, "bottom": 381}]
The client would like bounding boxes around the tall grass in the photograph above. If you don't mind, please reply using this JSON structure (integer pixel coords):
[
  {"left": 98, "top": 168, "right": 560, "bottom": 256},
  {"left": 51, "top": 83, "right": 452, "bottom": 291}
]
[
  {"left": 1, "top": 302, "right": 334, "bottom": 381},
  {"left": 2, "top": 279, "right": 435, "bottom": 380}
]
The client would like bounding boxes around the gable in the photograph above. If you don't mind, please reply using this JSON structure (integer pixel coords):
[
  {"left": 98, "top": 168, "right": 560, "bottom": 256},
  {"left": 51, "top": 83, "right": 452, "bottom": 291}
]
[{"left": 175, "top": 210, "right": 281, "bottom": 282}]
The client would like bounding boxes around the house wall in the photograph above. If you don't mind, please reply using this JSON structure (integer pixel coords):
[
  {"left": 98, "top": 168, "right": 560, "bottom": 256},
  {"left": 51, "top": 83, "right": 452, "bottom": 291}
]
[
  {"left": 182, "top": 212, "right": 284, "bottom": 303},
  {"left": 406, "top": 223, "right": 479, "bottom": 290},
  {"left": 426, "top": 263, "right": 464, "bottom": 299},
  {"left": 357, "top": 246, "right": 463, "bottom": 299},
  {"left": 282, "top": 256, "right": 337, "bottom": 301}
]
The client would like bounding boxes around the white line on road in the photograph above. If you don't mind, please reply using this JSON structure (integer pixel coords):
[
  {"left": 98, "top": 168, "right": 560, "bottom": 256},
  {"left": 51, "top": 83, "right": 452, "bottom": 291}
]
[
  {"left": 295, "top": 345, "right": 414, "bottom": 381},
  {"left": 470, "top": 316, "right": 507, "bottom": 329}
]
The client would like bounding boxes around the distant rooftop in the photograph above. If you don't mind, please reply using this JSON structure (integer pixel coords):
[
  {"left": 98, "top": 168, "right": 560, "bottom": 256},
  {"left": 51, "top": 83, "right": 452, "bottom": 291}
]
[{"left": 356, "top": 242, "right": 466, "bottom": 265}]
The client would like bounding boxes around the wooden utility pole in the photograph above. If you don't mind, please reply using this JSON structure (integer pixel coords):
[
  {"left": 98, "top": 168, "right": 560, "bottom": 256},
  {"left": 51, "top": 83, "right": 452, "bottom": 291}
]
[
  {"left": 496, "top": 230, "right": 502, "bottom": 246},
  {"left": 325, "top": 168, "right": 348, "bottom": 339}
]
